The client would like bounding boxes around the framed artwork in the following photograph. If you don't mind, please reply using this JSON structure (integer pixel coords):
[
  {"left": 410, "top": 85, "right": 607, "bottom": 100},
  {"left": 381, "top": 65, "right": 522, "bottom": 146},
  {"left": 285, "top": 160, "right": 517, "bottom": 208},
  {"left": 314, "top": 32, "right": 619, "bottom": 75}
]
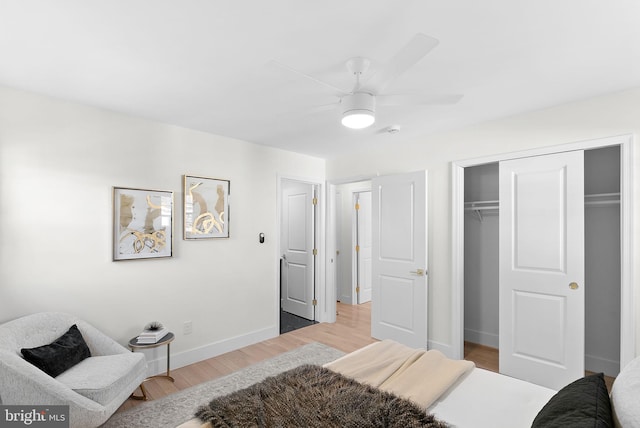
[
  {"left": 183, "top": 175, "right": 230, "bottom": 239},
  {"left": 113, "top": 187, "right": 174, "bottom": 261}
]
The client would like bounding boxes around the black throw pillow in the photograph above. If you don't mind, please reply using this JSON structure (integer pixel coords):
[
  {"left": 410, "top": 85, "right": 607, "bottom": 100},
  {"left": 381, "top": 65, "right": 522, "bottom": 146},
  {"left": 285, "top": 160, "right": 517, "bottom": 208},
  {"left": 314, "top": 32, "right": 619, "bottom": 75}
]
[
  {"left": 531, "top": 372, "right": 614, "bottom": 428},
  {"left": 21, "top": 324, "right": 91, "bottom": 377}
]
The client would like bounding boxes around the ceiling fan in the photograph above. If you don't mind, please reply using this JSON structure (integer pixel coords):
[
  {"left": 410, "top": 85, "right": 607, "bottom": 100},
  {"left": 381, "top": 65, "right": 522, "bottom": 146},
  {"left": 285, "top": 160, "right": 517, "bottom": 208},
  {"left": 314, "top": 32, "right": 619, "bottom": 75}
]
[{"left": 272, "top": 33, "right": 462, "bottom": 130}]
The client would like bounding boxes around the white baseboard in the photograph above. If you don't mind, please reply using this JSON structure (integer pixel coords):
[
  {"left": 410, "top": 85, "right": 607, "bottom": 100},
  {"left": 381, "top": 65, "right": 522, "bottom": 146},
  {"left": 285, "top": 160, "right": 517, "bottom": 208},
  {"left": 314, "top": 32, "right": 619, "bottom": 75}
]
[
  {"left": 428, "top": 339, "right": 453, "bottom": 359},
  {"left": 464, "top": 328, "right": 499, "bottom": 349},
  {"left": 585, "top": 353, "right": 620, "bottom": 378},
  {"left": 143, "top": 326, "right": 279, "bottom": 377}
]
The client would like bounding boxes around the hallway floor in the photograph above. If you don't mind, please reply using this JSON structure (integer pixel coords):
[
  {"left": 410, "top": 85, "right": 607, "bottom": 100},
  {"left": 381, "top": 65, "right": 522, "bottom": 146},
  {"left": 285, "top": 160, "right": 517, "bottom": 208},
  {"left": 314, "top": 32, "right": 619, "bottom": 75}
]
[{"left": 279, "top": 309, "right": 317, "bottom": 334}]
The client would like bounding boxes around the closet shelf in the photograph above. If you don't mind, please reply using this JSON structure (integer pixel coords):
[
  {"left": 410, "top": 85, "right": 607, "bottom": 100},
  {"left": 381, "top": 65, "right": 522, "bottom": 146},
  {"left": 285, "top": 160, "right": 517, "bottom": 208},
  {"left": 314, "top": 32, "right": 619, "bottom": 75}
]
[
  {"left": 464, "top": 200, "right": 499, "bottom": 222},
  {"left": 585, "top": 192, "right": 620, "bottom": 206}
]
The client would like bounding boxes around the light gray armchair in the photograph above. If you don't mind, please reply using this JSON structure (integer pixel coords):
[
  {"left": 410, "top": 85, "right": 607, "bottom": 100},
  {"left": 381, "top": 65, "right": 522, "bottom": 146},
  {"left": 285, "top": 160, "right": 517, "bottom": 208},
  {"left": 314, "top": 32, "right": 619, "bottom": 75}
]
[{"left": 0, "top": 312, "right": 147, "bottom": 428}]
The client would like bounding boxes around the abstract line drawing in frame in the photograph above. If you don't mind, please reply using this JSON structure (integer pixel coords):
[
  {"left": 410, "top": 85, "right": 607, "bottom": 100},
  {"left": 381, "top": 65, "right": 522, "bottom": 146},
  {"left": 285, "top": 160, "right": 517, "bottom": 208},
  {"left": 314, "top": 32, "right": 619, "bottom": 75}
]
[
  {"left": 113, "top": 187, "right": 174, "bottom": 261},
  {"left": 183, "top": 175, "right": 230, "bottom": 239}
]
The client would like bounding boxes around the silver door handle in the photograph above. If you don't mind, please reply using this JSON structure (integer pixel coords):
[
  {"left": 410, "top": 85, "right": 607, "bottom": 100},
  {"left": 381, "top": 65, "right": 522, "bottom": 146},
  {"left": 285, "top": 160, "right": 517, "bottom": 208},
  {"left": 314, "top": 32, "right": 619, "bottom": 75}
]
[{"left": 410, "top": 269, "right": 425, "bottom": 276}]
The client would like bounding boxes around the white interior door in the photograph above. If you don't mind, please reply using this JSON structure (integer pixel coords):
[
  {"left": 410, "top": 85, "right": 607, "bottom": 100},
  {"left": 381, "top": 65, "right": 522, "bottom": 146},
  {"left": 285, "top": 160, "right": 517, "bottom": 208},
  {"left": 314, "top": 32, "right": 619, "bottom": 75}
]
[
  {"left": 499, "top": 151, "right": 585, "bottom": 390},
  {"left": 371, "top": 171, "right": 428, "bottom": 349},
  {"left": 356, "top": 191, "right": 372, "bottom": 304},
  {"left": 281, "top": 180, "right": 315, "bottom": 320}
]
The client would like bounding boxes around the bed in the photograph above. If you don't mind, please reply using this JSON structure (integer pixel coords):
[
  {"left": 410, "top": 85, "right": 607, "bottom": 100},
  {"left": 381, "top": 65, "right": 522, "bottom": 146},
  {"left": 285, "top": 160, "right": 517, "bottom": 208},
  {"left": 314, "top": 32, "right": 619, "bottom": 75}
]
[
  {"left": 179, "top": 339, "right": 638, "bottom": 427},
  {"left": 324, "top": 340, "right": 556, "bottom": 428}
]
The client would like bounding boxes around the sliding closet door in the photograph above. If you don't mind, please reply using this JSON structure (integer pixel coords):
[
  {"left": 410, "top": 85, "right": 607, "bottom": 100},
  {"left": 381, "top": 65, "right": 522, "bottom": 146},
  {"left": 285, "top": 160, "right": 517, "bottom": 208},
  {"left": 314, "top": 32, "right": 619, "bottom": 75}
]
[{"left": 499, "top": 151, "right": 584, "bottom": 390}]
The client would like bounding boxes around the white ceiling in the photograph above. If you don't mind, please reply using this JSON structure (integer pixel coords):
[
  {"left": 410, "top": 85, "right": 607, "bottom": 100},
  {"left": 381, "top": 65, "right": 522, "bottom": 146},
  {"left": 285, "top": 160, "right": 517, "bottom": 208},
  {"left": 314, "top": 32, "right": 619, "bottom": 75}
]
[{"left": 1, "top": 1, "right": 640, "bottom": 159}]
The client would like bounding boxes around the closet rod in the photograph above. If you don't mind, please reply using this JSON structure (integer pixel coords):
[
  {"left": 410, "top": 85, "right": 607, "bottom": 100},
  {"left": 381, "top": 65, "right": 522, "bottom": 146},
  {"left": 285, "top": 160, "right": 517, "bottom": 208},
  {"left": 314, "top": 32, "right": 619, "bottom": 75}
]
[
  {"left": 464, "top": 200, "right": 499, "bottom": 210},
  {"left": 464, "top": 200, "right": 498, "bottom": 222},
  {"left": 585, "top": 192, "right": 620, "bottom": 206}
]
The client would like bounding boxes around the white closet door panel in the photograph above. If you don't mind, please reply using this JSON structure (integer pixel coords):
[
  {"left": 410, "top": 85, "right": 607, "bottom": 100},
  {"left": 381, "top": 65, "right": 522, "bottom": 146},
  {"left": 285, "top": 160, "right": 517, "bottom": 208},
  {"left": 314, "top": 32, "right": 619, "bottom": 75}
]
[
  {"left": 513, "top": 168, "right": 566, "bottom": 271},
  {"left": 512, "top": 291, "right": 566, "bottom": 364},
  {"left": 499, "top": 151, "right": 584, "bottom": 390}
]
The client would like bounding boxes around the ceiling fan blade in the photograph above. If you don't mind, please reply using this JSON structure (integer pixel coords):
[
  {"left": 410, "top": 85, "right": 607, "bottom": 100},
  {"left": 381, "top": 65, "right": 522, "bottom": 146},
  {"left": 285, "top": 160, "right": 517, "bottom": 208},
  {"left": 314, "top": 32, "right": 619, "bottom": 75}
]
[
  {"left": 307, "top": 103, "right": 339, "bottom": 114},
  {"left": 377, "top": 93, "right": 463, "bottom": 106},
  {"left": 361, "top": 33, "right": 440, "bottom": 94},
  {"left": 268, "top": 60, "right": 349, "bottom": 96},
  {"left": 274, "top": 102, "right": 338, "bottom": 121}
]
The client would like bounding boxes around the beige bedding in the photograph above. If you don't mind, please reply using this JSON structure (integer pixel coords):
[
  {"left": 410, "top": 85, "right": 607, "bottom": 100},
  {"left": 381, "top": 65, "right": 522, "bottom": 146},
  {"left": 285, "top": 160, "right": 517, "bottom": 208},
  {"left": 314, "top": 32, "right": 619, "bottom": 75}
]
[
  {"left": 178, "top": 340, "right": 474, "bottom": 428},
  {"left": 325, "top": 340, "right": 475, "bottom": 409}
]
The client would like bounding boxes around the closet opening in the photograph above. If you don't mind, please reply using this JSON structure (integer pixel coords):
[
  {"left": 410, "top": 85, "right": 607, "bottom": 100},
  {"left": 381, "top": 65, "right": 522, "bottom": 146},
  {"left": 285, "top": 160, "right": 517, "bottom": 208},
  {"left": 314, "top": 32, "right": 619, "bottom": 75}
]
[{"left": 463, "top": 145, "right": 621, "bottom": 385}]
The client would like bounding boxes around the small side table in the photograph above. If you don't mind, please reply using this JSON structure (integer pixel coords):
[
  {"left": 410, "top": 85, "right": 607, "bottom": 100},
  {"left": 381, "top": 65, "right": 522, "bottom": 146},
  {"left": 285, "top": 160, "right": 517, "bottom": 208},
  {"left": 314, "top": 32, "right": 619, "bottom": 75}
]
[{"left": 128, "top": 332, "right": 175, "bottom": 400}]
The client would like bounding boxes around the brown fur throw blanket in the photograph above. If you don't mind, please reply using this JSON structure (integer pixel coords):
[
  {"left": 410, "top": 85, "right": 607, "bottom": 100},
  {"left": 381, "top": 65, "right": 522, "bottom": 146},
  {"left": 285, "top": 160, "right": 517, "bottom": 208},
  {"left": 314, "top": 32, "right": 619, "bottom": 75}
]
[{"left": 195, "top": 364, "right": 448, "bottom": 427}]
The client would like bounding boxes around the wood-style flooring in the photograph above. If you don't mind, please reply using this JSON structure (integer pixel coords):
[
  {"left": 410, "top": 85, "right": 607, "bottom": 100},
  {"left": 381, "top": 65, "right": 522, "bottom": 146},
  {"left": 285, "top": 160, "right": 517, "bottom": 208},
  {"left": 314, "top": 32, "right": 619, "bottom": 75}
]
[
  {"left": 116, "top": 302, "right": 615, "bottom": 414},
  {"left": 116, "top": 302, "right": 376, "bottom": 413}
]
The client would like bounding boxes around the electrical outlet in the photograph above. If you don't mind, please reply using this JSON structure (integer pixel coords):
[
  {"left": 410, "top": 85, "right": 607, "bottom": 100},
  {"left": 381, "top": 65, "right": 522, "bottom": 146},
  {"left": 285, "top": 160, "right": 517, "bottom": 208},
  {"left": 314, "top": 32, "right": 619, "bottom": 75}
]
[{"left": 183, "top": 320, "right": 193, "bottom": 335}]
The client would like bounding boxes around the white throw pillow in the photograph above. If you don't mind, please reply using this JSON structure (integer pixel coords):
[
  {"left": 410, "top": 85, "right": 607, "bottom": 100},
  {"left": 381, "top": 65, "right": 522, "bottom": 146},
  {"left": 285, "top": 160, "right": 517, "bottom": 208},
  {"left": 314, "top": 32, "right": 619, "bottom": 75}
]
[{"left": 611, "top": 355, "right": 640, "bottom": 428}]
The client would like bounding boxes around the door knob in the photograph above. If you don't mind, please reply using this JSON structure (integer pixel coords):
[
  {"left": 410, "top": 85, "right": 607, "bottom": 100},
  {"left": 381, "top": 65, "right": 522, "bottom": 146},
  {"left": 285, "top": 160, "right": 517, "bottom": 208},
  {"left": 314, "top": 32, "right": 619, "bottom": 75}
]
[
  {"left": 569, "top": 282, "right": 579, "bottom": 290},
  {"left": 410, "top": 269, "right": 425, "bottom": 276}
]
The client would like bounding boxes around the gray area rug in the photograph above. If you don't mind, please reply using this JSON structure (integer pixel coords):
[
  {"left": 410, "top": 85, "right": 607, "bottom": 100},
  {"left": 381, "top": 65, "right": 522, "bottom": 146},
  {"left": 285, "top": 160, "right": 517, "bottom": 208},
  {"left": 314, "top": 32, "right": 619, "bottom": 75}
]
[{"left": 102, "top": 342, "right": 345, "bottom": 428}]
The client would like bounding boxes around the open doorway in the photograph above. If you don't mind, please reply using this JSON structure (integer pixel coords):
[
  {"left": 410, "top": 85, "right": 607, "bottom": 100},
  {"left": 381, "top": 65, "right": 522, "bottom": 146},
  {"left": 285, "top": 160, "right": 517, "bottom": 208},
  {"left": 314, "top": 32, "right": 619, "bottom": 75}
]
[
  {"left": 331, "top": 171, "right": 429, "bottom": 349},
  {"left": 334, "top": 181, "right": 372, "bottom": 306}
]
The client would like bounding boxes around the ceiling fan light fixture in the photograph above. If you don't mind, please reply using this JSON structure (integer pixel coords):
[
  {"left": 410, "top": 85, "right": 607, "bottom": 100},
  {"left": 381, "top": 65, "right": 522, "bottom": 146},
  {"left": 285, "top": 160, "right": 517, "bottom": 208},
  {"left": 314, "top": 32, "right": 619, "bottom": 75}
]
[
  {"left": 342, "top": 111, "right": 375, "bottom": 129},
  {"left": 341, "top": 93, "right": 376, "bottom": 129}
]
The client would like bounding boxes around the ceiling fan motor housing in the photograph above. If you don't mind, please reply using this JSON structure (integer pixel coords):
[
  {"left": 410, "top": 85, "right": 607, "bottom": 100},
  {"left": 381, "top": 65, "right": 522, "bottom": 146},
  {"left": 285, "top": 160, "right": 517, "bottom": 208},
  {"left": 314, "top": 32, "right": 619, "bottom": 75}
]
[{"left": 341, "top": 92, "right": 376, "bottom": 129}]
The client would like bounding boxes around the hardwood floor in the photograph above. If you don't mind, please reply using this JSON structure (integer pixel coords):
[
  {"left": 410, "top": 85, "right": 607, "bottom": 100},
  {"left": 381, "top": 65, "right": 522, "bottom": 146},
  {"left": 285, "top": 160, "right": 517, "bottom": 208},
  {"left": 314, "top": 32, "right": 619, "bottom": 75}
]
[
  {"left": 115, "top": 302, "right": 377, "bottom": 413},
  {"left": 116, "top": 303, "right": 615, "bottom": 415},
  {"left": 464, "top": 341, "right": 498, "bottom": 372}
]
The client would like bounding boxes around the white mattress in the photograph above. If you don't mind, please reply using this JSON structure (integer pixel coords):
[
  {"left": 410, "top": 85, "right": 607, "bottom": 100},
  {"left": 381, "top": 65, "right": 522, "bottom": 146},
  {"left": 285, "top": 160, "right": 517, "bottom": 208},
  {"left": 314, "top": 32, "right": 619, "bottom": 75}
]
[{"left": 427, "top": 367, "right": 556, "bottom": 428}]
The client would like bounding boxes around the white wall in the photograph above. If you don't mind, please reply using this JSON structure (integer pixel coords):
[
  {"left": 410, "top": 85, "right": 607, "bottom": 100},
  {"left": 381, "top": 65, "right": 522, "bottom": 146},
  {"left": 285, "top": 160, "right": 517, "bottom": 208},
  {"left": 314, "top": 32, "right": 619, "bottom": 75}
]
[
  {"left": 0, "top": 85, "right": 325, "bottom": 373},
  {"left": 327, "top": 87, "right": 640, "bottom": 355}
]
